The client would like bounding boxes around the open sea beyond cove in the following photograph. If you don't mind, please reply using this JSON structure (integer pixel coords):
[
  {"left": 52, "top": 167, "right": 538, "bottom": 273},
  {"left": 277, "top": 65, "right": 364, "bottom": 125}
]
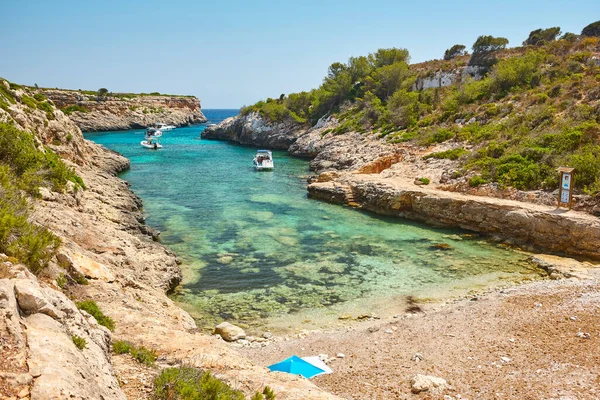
[{"left": 85, "top": 109, "right": 542, "bottom": 332}]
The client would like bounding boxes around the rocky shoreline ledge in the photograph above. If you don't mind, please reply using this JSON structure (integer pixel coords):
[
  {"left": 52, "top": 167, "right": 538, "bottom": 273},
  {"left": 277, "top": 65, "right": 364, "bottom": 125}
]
[
  {"left": 0, "top": 82, "right": 337, "bottom": 399},
  {"left": 42, "top": 89, "right": 207, "bottom": 132}
]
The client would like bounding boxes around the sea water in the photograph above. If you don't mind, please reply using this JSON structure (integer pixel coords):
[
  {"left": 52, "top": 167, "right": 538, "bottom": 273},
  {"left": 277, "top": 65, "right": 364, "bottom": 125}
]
[{"left": 85, "top": 110, "right": 542, "bottom": 332}]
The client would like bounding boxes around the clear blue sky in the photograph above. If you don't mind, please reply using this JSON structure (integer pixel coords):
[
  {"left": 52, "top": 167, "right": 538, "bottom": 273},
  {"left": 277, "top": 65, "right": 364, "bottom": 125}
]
[{"left": 1, "top": 0, "right": 597, "bottom": 108}]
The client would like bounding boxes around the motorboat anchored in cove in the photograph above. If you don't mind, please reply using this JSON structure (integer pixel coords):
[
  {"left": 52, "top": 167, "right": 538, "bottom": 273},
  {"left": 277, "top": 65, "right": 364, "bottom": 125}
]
[
  {"left": 145, "top": 127, "right": 163, "bottom": 137},
  {"left": 141, "top": 128, "right": 163, "bottom": 149},
  {"left": 253, "top": 150, "right": 274, "bottom": 170},
  {"left": 141, "top": 137, "right": 162, "bottom": 149},
  {"left": 153, "top": 123, "right": 176, "bottom": 131}
]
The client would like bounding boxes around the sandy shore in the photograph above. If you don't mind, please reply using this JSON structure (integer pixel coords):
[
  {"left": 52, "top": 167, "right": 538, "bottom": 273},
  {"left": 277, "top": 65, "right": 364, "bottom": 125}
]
[{"left": 240, "top": 272, "right": 600, "bottom": 399}]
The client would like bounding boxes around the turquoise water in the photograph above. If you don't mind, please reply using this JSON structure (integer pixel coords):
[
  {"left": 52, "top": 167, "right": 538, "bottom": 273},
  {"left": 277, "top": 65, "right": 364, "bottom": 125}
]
[{"left": 85, "top": 110, "right": 541, "bottom": 331}]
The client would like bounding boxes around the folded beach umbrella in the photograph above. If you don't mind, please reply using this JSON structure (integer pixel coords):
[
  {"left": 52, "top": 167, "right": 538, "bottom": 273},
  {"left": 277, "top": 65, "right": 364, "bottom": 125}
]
[{"left": 268, "top": 355, "right": 326, "bottom": 379}]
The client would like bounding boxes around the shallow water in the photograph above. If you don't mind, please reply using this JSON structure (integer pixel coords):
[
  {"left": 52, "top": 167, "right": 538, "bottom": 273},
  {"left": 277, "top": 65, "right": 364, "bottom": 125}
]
[{"left": 85, "top": 110, "right": 542, "bottom": 332}]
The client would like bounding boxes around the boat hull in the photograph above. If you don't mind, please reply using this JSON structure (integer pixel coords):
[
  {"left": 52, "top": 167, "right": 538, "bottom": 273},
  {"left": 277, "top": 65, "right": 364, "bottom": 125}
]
[{"left": 141, "top": 141, "right": 162, "bottom": 149}]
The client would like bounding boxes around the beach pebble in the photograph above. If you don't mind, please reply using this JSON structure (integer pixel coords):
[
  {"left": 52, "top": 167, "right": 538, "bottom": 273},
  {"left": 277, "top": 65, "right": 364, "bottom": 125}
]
[
  {"left": 336, "top": 353, "right": 345, "bottom": 358},
  {"left": 500, "top": 357, "right": 511, "bottom": 363},
  {"left": 410, "top": 374, "right": 448, "bottom": 394},
  {"left": 412, "top": 353, "right": 424, "bottom": 362},
  {"left": 576, "top": 332, "right": 591, "bottom": 339}
]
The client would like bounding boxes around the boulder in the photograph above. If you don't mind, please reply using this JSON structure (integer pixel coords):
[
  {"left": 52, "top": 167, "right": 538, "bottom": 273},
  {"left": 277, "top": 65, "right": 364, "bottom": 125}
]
[
  {"left": 214, "top": 322, "right": 246, "bottom": 342},
  {"left": 71, "top": 253, "right": 116, "bottom": 282},
  {"left": 13, "top": 279, "right": 60, "bottom": 319},
  {"left": 410, "top": 374, "right": 448, "bottom": 394}
]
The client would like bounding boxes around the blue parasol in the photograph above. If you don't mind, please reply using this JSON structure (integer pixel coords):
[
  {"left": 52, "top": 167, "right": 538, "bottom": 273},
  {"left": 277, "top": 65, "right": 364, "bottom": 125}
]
[{"left": 267, "top": 355, "right": 326, "bottom": 379}]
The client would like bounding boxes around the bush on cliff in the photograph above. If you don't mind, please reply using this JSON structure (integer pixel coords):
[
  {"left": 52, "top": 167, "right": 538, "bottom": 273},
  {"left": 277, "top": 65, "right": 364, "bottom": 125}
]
[
  {"left": 0, "top": 166, "right": 61, "bottom": 274},
  {"left": 0, "top": 122, "right": 84, "bottom": 194},
  {"left": 0, "top": 121, "right": 87, "bottom": 273},
  {"left": 76, "top": 300, "right": 115, "bottom": 331},
  {"left": 154, "top": 367, "right": 275, "bottom": 400},
  {"left": 154, "top": 367, "right": 246, "bottom": 400},
  {"left": 61, "top": 104, "right": 88, "bottom": 115}
]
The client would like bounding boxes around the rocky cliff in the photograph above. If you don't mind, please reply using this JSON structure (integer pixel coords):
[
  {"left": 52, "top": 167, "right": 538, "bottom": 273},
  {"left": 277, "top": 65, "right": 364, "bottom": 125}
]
[
  {"left": 202, "top": 111, "right": 304, "bottom": 149},
  {"left": 203, "top": 112, "right": 402, "bottom": 172},
  {"left": 42, "top": 89, "right": 207, "bottom": 132},
  {"left": 0, "top": 80, "right": 338, "bottom": 399}
]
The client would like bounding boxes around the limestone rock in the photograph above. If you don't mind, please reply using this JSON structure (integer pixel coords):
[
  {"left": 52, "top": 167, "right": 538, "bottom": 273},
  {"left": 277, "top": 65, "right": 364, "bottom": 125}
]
[
  {"left": 410, "top": 374, "right": 448, "bottom": 394},
  {"left": 42, "top": 89, "right": 207, "bottom": 132},
  {"left": 528, "top": 254, "right": 596, "bottom": 279},
  {"left": 202, "top": 112, "right": 302, "bottom": 150},
  {"left": 308, "top": 175, "right": 600, "bottom": 261},
  {"left": 71, "top": 252, "right": 116, "bottom": 282},
  {"left": 13, "top": 279, "right": 60, "bottom": 318},
  {"left": 214, "top": 322, "right": 247, "bottom": 342}
]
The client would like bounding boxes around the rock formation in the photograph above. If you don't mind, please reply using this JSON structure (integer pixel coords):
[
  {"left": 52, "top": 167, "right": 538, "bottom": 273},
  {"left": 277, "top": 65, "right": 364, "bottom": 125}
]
[
  {"left": 307, "top": 173, "right": 600, "bottom": 261},
  {"left": 202, "top": 111, "right": 303, "bottom": 149},
  {"left": 42, "top": 89, "right": 207, "bottom": 132},
  {"left": 0, "top": 80, "right": 338, "bottom": 399}
]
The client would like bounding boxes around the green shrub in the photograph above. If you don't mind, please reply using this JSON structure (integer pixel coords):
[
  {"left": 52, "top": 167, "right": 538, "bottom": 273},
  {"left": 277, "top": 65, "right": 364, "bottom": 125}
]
[
  {"left": 423, "top": 148, "right": 469, "bottom": 160},
  {"left": 33, "top": 93, "right": 47, "bottom": 102},
  {"left": 422, "top": 128, "right": 454, "bottom": 145},
  {"left": 567, "top": 145, "right": 600, "bottom": 193},
  {"left": 418, "top": 177, "right": 430, "bottom": 185},
  {"left": 469, "top": 175, "right": 487, "bottom": 187},
  {"left": 0, "top": 123, "right": 84, "bottom": 193},
  {"left": 154, "top": 367, "right": 246, "bottom": 400},
  {"left": 130, "top": 346, "right": 157, "bottom": 366},
  {"left": 112, "top": 340, "right": 132, "bottom": 354},
  {"left": 76, "top": 300, "right": 115, "bottom": 331},
  {"left": 62, "top": 105, "right": 88, "bottom": 115},
  {"left": 251, "top": 387, "right": 276, "bottom": 400},
  {"left": 56, "top": 273, "right": 67, "bottom": 289},
  {"left": 73, "top": 273, "right": 89, "bottom": 285},
  {"left": 0, "top": 166, "right": 61, "bottom": 274},
  {"left": 72, "top": 335, "right": 87, "bottom": 350},
  {"left": 21, "top": 95, "right": 37, "bottom": 110}
]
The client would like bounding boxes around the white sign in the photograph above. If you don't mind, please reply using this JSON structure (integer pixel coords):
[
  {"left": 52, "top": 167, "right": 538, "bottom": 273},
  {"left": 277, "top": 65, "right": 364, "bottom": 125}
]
[
  {"left": 560, "top": 190, "right": 570, "bottom": 203},
  {"left": 562, "top": 173, "right": 571, "bottom": 190}
]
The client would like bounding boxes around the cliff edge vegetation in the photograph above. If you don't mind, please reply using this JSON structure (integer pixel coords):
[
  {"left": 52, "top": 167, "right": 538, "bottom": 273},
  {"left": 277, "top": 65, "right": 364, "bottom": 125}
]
[
  {"left": 16, "top": 85, "right": 208, "bottom": 132},
  {"left": 241, "top": 20, "right": 600, "bottom": 194}
]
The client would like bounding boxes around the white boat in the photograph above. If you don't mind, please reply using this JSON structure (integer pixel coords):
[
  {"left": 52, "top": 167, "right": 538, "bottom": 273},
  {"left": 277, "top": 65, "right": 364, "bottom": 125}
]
[
  {"left": 253, "top": 150, "right": 274, "bottom": 170},
  {"left": 145, "top": 127, "right": 163, "bottom": 137},
  {"left": 141, "top": 137, "right": 162, "bottom": 149},
  {"left": 153, "top": 123, "right": 176, "bottom": 131}
]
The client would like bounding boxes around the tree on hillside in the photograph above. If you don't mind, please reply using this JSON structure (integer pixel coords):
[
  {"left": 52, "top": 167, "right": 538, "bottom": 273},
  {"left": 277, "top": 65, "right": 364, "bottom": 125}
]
[
  {"left": 443, "top": 44, "right": 468, "bottom": 60},
  {"left": 347, "top": 56, "right": 373, "bottom": 83},
  {"left": 97, "top": 88, "right": 109, "bottom": 97},
  {"left": 581, "top": 20, "right": 600, "bottom": 37},
  {"left": 523, "top": 27, "right": 561, "bottom": 46},
  {"left": 560, "top": 32, "right": 579, "bottom": 42},
  {"left": 469, "top": 35, "right": 509, "bottom": 68},
  {"left": 369, "top": 61, "right": 410, "bottom": 100},
  {"left": 369, "top": 48, "right": 410, "bottom": 68}
]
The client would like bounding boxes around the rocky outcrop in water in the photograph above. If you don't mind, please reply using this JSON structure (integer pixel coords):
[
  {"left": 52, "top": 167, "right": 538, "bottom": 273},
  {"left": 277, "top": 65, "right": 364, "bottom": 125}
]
[
  {"left": 202, "top": 111, "right": 303, "bottom": 149},
  {"left": 42, "top": 89, "right": 207, "bottom": 132}
]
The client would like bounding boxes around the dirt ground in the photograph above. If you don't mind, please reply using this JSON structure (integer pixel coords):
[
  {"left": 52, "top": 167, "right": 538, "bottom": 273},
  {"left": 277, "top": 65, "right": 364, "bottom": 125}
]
[{"left": 241, "top": 274, "right": 600, "bottom": 400}]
